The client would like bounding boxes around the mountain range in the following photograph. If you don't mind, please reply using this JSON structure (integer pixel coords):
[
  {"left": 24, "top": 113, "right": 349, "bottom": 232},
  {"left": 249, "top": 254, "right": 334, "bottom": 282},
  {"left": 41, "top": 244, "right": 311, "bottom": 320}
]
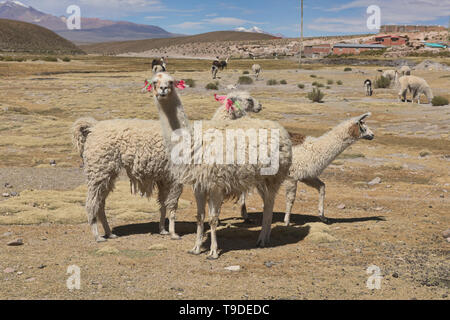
[{"left": 0, "top": 0, "right": 178, "bottom": 44}]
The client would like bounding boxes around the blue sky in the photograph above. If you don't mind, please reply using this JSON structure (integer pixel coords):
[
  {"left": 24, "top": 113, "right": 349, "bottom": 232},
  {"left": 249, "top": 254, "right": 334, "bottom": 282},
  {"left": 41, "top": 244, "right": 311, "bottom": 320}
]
[{"left": 20, "top": 0, "right": 450, "bottom": 37}]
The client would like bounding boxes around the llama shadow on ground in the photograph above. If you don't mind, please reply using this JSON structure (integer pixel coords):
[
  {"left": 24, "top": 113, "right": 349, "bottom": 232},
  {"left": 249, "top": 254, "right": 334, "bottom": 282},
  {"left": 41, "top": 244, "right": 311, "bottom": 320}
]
[
  {"left": 224, "top": 211, "right": 386, "bottom": 227},
  {"left": 113, "top": 221, "right": 197, "bottom": 238}
]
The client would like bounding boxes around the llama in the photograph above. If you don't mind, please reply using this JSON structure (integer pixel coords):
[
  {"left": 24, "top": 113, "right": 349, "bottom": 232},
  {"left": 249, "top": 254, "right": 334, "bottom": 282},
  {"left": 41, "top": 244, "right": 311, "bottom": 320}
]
[
  {"left": 252, "top": 64, "right": 262, "bottom": 79},
  {"left": 240, "top": 113, "right": 374, "bottom": 225},
  {"left": 153, "top": 64, "right": 165, "bottom": 74},
  {"left": 150, "top": 72, "right": 292, "bottom": 259},
  {"left": 398, "top": 75, "right": 433, "bottom": 104},
  {"left": 72, "top": 90, "right": 263, "bottom": 242},
  {"left": 364, "top": 79, "right": 373, "bottom": 96},
  {"left": 399, "top": 65, "right": 411, "bottom": 77},
  {"left": 152, "top": 57, "right": 166, "bottom": 72},
  {"left": 212, "top": 56, "right": 229, "bottom": 79}
]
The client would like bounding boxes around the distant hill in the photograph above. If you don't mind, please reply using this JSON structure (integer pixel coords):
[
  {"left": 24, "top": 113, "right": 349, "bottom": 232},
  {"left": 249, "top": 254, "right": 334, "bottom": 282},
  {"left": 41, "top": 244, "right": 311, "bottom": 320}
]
[
  {"left": 0, "top": 19, "right": 85, "bottom": 54},
  {"left": 0, "top": 0, "right": 179, "bottom": 43},
  {"left": 80, "top": 31, "right": 277, "bottom": 54}
]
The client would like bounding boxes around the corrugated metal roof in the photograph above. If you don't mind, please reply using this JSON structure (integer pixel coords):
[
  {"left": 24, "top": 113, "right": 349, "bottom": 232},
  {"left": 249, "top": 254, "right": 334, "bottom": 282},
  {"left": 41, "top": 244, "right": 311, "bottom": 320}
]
[{"left": 333, "top": 43, "right": 387, "bottom": 48}]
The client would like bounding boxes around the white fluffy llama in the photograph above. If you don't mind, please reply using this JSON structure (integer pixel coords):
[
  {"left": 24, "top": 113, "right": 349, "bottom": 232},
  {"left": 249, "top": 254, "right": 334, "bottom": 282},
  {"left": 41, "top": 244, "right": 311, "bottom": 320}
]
[
  {"left": 241, "top": 113, "right": 374, "bottom": 224},
  {"left": 151, "top": 72, "right": 292, "bottom": 259},
  {"left": 72, "top": 91, "right": 263, "bottom": 242},
  {"left": 398, "top": 75, "right": 433, "bottom": 104},
  {"left": 399, "top": 65, "right": 411, "bottom": 77},
  {"left": 252, "top": 64, "right": 262, "bottom": 79}
]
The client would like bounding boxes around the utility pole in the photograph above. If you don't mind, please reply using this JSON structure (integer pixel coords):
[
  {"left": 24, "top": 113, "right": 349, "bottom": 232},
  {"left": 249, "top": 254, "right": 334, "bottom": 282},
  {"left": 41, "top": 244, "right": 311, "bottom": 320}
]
[{"left": 299, "top": 0, "right": 304, "bottom": 67}]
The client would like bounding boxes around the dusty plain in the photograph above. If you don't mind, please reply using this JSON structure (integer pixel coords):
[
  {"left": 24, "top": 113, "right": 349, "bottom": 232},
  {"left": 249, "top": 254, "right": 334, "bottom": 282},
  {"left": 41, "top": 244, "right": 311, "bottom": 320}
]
[{"left": 0, "top": 56, "right": 449, "bottom": 299}]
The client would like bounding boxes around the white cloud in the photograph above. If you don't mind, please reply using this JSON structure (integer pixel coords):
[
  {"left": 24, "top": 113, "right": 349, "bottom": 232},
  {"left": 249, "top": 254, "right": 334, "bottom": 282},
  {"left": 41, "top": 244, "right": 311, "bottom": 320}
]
[
  {"left": 169, "top": 21, "right": 204, "bottom": 29},
  {"left": 326, "top": 0, "right": 450, "bottom": 24}
]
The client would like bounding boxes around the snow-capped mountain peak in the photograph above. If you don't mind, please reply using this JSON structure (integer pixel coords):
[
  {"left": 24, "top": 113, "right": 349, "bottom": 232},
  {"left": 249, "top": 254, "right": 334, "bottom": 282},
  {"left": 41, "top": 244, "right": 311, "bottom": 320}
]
[{"left": 0, "top": 1, "right": 29, "bottom": 8}]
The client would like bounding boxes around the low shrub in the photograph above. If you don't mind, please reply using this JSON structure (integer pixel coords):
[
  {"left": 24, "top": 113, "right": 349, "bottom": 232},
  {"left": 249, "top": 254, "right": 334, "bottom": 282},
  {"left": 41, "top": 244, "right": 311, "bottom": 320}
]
[
  {"left": 344, "top": 67, "right": 352, "bottom": 72},
  {"left": 238, "top": 76, "right": 253, "bottom": 85},
  {"left": 184, "top": 79, "right": 196, "bottom": 88},
  {"left": 310, "top": 74, "right": 317, "bottom": 78},
  {"left": 205, "top": 82, "right": 219, "bottom": 90},
  {"left": 336, "top": 80, "right": 343, "bottom": 85},
  {"left": 431, "top": 96, "right": 449, "bottom": 106},
  {"left": 307, "top": 88, "right": 324, "bottom": 103},
  {"left": 43, "top": 56, "right": 58, "bottom": 62},
  {"left": 297, "top": 83, "right": 305, "bottom": 89},
  {"left": 267, "top": 79, "right": 278, "bottom": 86},
  {"left": 243, "top": 70, "right": 250, "bottom": 75},
  {"left": 280, "top": 80, "right": 287, "bottom": 85},
  {"left": 312, "top": 81, "right": 324, "bottom": 88},
  {"left": 62, "top": 57, "right": 71, "bottom": 62},
  {"left": 327, "top": 79, "right": 334, "bottom": 85},
  {"left": 374, "top": 75, "right": 391, "bottom": 88}
]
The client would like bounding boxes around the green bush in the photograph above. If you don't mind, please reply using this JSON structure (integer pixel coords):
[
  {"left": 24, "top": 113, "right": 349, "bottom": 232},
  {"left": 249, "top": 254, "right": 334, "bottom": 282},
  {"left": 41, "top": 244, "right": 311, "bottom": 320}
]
[
  {"left": 280, "top": 80, "right": 288, "bottom": 85},
  {"left": 0, "top": 56, "right": 3, "bottom": 61},
  {"left": 43, "top": 56, "right": 58, "bottom": 62},
  {"left": 243, "top": 70, "right": 250, "bottom": 75},
  {"left": 327, "top": 79, "right": 334, "bottom": 85},
  {"left": 336, "top": 80, "right": 343, "bottom": 85},
  {"left": 267, "top": 79, "right": 278, "bottom": 86},
  {"left": 62, "top": 57, "right": 71, "bottom": 62},
  {"left": 184, "top": 79, "right": 196, "bottom": 88},
  {"left": 238, "top": 76, "right": 253, "bottom": 85},
  {"left": 431, "top": 96, "right": 449, "bottom": 106},
  {"left": 374, "top": 75, "right": 391, "bottom": 88},
  {"left": 307, "top": 88, "right": 325, "bottom": 103},
  {"left": 310, "top": 74, "right": 317, "bottom": 78},
  {"left": 344, "top": 67, "right": 352, "bottom": 72},
  {"left": 205, "top": 82, "right": 219, "bottom": 90},
  {"left": 297, "top": 83, "right": 305, "bottom": 89},
  {"left": 312, "top": 81, "right": 324, "bottom": 88}
]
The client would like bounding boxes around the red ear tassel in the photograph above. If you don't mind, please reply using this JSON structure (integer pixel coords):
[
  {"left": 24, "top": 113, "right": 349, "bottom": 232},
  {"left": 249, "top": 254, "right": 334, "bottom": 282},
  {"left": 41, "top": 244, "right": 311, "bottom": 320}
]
[
  {"left": 142, "top": 80, "right": 152, "bottom": 92},
  {"left": 175, "top": 80, "right": 186, "bottom": 90}
]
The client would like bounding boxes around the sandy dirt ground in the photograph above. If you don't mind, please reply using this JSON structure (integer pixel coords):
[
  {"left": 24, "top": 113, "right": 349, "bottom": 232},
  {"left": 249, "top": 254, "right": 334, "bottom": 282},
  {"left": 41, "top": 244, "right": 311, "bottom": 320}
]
[{"left": 0, "top": 57, "right": 449, "bottom": 300}]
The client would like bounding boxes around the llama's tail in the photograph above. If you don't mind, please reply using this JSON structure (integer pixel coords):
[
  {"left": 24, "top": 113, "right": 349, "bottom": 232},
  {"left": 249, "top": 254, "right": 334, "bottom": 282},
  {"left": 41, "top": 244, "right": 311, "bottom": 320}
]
[{"left": 72, "top": 117, "right": 97, "bottom": 157}]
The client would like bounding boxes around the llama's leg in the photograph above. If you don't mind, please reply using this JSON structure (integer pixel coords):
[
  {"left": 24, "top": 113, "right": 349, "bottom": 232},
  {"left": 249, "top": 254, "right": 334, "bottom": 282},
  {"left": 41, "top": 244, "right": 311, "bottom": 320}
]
[
  {"left": 256, "top": 185, "right": 276, "bottom": 248},
  {"left": 303, "top": 178, "right": 327, "bottom": 223},
  {"left": 284, "top": 177, "right": 298, "bottom": 226},
  {"left": 189, "top": 190, "right": 206, "bottom": 255},
  {"left": 157, "top": 181, "right": 169, "bottom": 235},
  {"left": 97, "top": 197, "right": 118, "bottom": 239},
  {"left": 399, "top": 88, "right": 407, "bottom": 102},
  {"left": 86, "top": 184, "right": 111, "bottom": 242},
  {"left": 240, "top": 193, "right": 249, "bottom": 221},
  {"left": 168, "top": 183, "right": 183, "bottom": 240},
  {"left": 207, "top": 190, "right": 224, "bottom": 260}
]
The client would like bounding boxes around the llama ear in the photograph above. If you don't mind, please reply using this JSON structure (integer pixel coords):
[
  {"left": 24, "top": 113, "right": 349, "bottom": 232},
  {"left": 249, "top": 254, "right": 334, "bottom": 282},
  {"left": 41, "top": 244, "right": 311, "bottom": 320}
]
[{"left": 357, "top": 112, "right": 371, "bottom": 122}]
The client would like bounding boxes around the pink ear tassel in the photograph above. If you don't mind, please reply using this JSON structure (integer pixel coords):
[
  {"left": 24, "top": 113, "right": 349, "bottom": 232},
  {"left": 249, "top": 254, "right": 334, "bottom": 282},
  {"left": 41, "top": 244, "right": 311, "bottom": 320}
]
[
  {"left": 175, "top": 80, "right": 186, "bottom": 90},
  {"left": 214, "top": 94, "right": 227, "bottom": 102},
  {"left": 142, "top": 80, "right": 152, "bottom": 92},
  {"left": 225, "top": 99, "right": 235, "bottom": 112}
]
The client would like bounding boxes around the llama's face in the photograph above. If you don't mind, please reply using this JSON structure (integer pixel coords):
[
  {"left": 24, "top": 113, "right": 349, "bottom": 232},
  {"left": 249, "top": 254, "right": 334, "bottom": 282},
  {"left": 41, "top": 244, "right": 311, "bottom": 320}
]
[
  {"left": 354, "top": 113, "right": 374, "bottom": 140},
  {"left": 152, "top": 73, "right": 174, "bottom": 99}
]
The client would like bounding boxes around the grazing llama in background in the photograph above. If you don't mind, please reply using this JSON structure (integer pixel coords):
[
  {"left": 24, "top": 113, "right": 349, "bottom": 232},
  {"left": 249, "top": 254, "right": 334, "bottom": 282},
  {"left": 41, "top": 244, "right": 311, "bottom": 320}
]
[
  {"left": 252, "top": 64, "right": 262, "bottom": 79},
  {"left": 72, "top": 89, "right": 263, "bottom": 242},
  {"left": 152, "top": 57, "right": 166, "bottom": 72},
  {"left": 151, "top": 72, "right": 292, "bottom": 259},
  {"left": 364, "top": 79, "right": 373, "bottom": 96},
  {"left": 212, "top": 56, "right": 229, "bottom": 79},
  {"left": 241, "top": 113, "right": 374, "bottom": 225},
  {"left": 398, "top": 75, "right": 433, "bottom": 104},
  {"left": 399, "top": 65, "right": 411, "bottom": 77}
]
